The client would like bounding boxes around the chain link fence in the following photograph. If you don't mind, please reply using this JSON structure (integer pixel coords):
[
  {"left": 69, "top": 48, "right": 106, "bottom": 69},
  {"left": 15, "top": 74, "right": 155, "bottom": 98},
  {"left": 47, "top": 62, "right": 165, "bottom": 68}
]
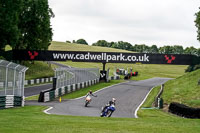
[{"left": 55, "top": 67, "right": 99, "bottom": 88}]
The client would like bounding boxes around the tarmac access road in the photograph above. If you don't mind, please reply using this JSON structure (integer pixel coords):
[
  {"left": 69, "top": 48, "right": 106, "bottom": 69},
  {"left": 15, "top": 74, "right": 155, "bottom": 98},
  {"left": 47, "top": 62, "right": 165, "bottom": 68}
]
[
  {"left": 42, "top": 77, "right": 172, "bottom": 118},
  {"left": 25, "top": 83, "right": 52, "bottom": 97}
]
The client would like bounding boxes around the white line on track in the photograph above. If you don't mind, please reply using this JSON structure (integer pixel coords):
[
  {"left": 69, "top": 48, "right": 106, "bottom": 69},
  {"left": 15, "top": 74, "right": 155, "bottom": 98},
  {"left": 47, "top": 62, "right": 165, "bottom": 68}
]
[{"left": 43, "top": 107, "right": 53, "bottom": 114}]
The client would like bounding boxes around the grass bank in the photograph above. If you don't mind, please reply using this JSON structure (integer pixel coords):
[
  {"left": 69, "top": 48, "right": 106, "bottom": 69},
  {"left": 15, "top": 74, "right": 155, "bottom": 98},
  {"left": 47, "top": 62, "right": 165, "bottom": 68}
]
[
  {"left": 49, "top": 41, "right": 132, "bottom": 52},
  {"left": 162, "top": 69, "right": 200, "bottom": 108},
  {"left": 24, "top": 61, "right": 56, "bottom": 80}
]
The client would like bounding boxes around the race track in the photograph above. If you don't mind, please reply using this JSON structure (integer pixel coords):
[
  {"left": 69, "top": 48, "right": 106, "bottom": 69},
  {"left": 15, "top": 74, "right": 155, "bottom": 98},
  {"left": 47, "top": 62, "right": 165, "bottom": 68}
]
[{"left": 47, "top": 77, "right": 171, "bottom": 118}]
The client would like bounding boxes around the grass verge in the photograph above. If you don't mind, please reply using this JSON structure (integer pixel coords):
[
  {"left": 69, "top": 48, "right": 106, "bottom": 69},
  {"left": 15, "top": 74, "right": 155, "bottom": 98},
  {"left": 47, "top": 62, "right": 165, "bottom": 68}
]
[{"left": 0, "top": 105, "right": 200, "bottom": 133}]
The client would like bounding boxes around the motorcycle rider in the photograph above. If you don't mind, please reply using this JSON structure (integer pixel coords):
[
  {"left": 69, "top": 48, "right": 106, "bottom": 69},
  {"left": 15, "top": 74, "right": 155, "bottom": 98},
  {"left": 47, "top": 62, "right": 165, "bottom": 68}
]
[
  {"left": 102, "top": 98, "right": 116, "bottom": 112},
  {"left": 86, "top": 90, "right": 97, "bottom": 98}
]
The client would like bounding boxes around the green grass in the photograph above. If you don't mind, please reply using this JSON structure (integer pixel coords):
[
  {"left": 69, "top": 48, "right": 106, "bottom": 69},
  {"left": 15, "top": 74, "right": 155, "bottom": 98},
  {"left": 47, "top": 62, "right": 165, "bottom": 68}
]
[
  {"left": 0, "top": 105, "right": 200, "bottom": 133},
  {"left": 141, "top": 86, "right": 161, "bottom": 108},
  {"left": 25, "top": 94, "right": 39, "bottom": 100},
  {"left": 24, "top": 61, "right": 56, "bottom": 80},
  {"left": 60, "top": 61, "right": 187, "bottom": 80},
  {"left": 162, "top": 69, "right": 200, "bottom": 107},
  {"left": 1, "top": 41, "right": 199, "bottom": 132}
]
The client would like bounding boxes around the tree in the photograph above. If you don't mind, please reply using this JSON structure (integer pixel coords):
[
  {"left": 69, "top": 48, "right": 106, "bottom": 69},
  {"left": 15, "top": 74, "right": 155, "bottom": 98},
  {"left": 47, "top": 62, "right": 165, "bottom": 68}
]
[
  {"left": 66, "top": 40, "right": 71, "bottom": 43},
  {"left": 92, "top": 40, "right": 108, "bottom": 47},
  {"left": 172, "top": 45, "right": 184, "bottom": 54},
  {"left": 149, "top": 45, "right": 158, "bottom": 53},
  {"left": 184, "top": 46, "right": 197, "bottom": 55},
  {"left": 116, "top": 41, "right": 133, "bottom": 50},
  {"left": 197, "top": 48, "right": 200, "bottom": 56},
  {"left": 16, "top": 0, "right": 54, "bottom": 50},
  {"left": 0, "top": 0, "right": 22, "bottom": 51},
  {"left": 134, "top": 44, "right": 148, "bottom": 53},
  {"left": 195, "top": 7, "right": 200, "bottom": 43},
  {"left": 159, "top": 46, "right": 173, "bottom": 54},
  {"left": 76, "top": 39, "right": 88, "bottom": 45}
]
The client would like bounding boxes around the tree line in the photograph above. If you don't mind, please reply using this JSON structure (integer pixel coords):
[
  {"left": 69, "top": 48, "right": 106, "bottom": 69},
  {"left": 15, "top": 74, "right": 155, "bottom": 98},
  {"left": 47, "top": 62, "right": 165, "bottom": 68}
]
[
  {"left": 67, "top": 39, "right": 200, "bottom": 56},
  {"left": 0, "top": 0, "right": 53, "bottom": 52}
]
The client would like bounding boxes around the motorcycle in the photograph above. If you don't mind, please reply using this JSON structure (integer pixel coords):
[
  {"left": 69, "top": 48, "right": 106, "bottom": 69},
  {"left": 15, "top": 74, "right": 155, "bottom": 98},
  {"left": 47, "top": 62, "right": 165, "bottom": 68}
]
[
  {"left": 85, "top": 96, "right": 91, "bottom": 107},
  {"left": 100, "top": 104, "right": 115, "bottom": 117}
]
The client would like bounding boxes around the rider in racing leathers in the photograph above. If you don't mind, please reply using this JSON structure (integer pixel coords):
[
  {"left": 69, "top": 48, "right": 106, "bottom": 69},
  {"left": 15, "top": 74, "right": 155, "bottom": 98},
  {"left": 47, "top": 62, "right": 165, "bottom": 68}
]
[
  {"left": 102, "top": 98, "right": 116, "bottom": 112},
  {"left": 86, "top": 90, "right": 97, "bottom": 98}
]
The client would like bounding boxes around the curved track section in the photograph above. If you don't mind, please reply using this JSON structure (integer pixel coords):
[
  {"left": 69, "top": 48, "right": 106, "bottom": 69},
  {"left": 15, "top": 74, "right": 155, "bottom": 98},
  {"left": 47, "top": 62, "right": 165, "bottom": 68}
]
[{"left": 47, "top": 77, "right": 171, "bottom": 118}]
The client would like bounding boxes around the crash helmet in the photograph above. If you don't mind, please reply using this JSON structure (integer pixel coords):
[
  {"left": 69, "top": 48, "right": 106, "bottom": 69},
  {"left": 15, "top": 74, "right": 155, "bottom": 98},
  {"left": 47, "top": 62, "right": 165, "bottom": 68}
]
[
  {"left": 112, "top": 98, "right": 116, "bottom": 102},
  {"left": 89, "top": 90, "right": 92, "bottom": 94}
]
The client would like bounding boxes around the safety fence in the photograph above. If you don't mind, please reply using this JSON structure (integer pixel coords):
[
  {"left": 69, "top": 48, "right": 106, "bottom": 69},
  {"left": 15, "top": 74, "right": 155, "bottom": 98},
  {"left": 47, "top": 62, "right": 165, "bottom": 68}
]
[
  {"left": 55, "top": 67, "right": 99, "bottom": 88},
  {"left": 0, "top": 60, "right": 28, "bottom": 109},
  {"left": 39, "top": 67, "right": 100, "bottom": 102}
]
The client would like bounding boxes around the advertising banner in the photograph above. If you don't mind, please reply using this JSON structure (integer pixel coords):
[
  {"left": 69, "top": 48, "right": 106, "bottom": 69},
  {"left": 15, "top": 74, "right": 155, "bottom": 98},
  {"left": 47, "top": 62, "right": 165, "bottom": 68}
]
[{"left": 13, "top": 50, "right": 199, "bottom": 65}]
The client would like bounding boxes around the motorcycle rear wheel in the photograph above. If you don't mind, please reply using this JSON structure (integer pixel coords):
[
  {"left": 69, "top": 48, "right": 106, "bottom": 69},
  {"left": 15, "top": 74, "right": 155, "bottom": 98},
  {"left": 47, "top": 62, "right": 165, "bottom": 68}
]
[{"left": 85, "top": 101, "right": 89, "bottom": 107}]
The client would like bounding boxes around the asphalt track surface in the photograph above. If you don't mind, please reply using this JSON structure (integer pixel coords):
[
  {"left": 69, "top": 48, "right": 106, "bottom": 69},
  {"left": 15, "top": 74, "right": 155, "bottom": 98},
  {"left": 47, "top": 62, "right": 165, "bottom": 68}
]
[
  {"left": 45, "top": 77, "right": 171, "bottom": 118},
  {"left": 25, "top": 83, "right": 52, "bottom": 97}
]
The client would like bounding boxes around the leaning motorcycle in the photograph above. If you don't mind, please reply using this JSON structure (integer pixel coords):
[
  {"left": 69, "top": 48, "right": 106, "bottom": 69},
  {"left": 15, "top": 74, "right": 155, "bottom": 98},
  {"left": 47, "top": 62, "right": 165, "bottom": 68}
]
[
  {"left": 85, "top": 96, "right": 91, "bottom": 107},
  {"left": 100, "top": 104, "right": 115, "bottom": 117}
]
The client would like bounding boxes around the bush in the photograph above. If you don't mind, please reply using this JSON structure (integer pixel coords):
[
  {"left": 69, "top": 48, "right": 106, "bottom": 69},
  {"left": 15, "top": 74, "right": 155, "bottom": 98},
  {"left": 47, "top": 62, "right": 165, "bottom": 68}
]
[
  {"left": 169, "top": 102, "right": 200, "bottom": 118},
  {"left": 185, "top": 64, "right": 200, "bottom": 72}
]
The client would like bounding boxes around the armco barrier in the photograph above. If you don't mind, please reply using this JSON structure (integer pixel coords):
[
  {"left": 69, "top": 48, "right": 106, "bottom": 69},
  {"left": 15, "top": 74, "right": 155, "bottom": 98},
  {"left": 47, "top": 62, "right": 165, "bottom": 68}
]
[
  {"left": 25, "top": 77, "right": 53, "bottom": 86},
  {"left": 39, "top": 78, "right": 99, "bottom": 102},
  {"left": 169, "top": 102, "right": 200, "bottom": 118},
  {"left": 110, "top": 75, "right": 120, "bottom": 80},
  {"left": 0, "top": 95, "right": 24, "bottom": 109}
]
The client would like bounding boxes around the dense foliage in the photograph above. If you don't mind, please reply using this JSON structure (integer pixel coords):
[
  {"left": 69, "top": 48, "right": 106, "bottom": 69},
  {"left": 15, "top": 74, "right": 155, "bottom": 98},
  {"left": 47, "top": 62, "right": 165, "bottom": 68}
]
[
  {"left": 195, "top": 7, "right": 200, "bottom": 43},
  {"left": 0, "top": 0, "right": 54, "bottom": 51}
]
